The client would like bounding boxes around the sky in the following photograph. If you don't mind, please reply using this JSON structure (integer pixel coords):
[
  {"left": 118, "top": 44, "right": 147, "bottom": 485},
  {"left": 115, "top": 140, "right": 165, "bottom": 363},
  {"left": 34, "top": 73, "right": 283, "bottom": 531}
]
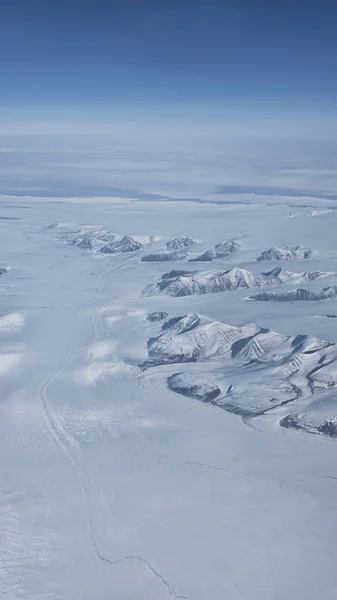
[{"left": 1, "top": 0, "right": 337, "bottom": 124}]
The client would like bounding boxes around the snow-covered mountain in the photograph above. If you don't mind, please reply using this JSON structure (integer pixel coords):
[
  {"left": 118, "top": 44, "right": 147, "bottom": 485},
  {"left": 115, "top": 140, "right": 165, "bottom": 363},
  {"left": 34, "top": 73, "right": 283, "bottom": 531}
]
[
  {"left": 100, "top": 235, "right": 142, "bottom": 254},
  {"left": 59, "top": 227, "right": 116, "bottom": 250},
  {"left": 144, "top": 313, "right": 332, "bottom": 367},
  {"left": 165, "top": 235, "right": 197, "bottom": 250},
  {"left": 141, "top": 235, "right": 196, "bottom": 261},
  {"left": 250, "top": 285, "right": 337, "bottom": 302},
  {"left": 189, "top": 238, "right": 242, "bottom": 262},
  {"left": 141, "top": 250, "right": 188, "bottom": 262},
  {"left": 145, "top": 313, "right": 261, "bottom": 365},
  {"left": 256, "top": 245, "right": 313, "bottom": 261},
  {"left": 143, "top": 312, "right": 337, "bottom": 423},
  {"left": 144, "top": 266, "right": 333, "bottom": 297},
  {"left": 58, "top": 228, "right": 154, "bottom": 255},
  {"left": 281, "top": 391, "right": 337, "bottom": 438}
]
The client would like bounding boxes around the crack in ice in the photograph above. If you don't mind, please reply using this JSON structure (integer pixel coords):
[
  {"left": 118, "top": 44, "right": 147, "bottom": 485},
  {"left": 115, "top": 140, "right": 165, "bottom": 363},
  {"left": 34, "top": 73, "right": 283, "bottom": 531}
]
[
  {"left": 91, "top": 543, "right": 188, "bottom": 600},
  {"left": 185, "top": 460, "right": 285, "bottom": 489}
]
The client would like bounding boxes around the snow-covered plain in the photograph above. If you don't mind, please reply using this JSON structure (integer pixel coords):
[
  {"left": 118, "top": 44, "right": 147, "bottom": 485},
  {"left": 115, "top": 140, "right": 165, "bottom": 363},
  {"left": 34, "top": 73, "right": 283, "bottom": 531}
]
[{"left": 2, "top": 134, "right": 337, "bottom": 599}]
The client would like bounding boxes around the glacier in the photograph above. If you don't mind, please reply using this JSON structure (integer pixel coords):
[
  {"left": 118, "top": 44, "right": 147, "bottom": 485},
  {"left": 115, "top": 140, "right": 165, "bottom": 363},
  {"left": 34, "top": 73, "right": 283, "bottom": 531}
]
[{"left": 1, "top": 153, "right": 337, "bottom": 600}]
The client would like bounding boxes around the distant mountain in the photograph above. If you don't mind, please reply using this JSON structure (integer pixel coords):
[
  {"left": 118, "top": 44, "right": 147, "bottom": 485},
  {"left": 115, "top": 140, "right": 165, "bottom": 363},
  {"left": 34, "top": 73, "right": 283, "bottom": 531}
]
[
  {"left": 57, "top": 228, "right": 154, "bottom": 255},
  {"left": 256, "top": 245, "right": 312, "bottom": 261},
  {"left": 141, "top": 250, "right": 188, "bottom": 262},
  {"left": 59, "top": 227, "right": 116, "bottom": 251},
  {"left": 250, "top": 285, "right": 337, "bottom": 302},
  {"left": 144, "top": 266, "right": 333, "bottom": 297},
  {"left": 77, "top": 238, "right": 94, "bottom": 250},
  {"left": 189, "top": 238, "right": 241, "bottom": 262},
  {"left": 100, "top": 235, "right": 142, "bottom": 254},
  {"left": 165, "top": 235, "right": 197, "bottom": 250}
]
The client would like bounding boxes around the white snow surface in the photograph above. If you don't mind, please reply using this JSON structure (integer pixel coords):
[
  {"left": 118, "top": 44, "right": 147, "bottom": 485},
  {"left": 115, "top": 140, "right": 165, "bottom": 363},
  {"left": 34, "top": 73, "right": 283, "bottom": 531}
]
[
  {"left": 1, "top": 192, "right": 337, "bottom": 600},
  {"left": 0, "top": 312, "right": 25, "bottom": 334}
]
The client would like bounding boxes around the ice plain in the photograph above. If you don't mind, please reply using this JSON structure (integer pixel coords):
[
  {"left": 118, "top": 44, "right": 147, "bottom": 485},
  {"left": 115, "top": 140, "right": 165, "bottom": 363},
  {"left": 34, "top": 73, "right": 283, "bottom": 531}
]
[{"left": 1, "top": 133, "right": 337, "bottom": 600}]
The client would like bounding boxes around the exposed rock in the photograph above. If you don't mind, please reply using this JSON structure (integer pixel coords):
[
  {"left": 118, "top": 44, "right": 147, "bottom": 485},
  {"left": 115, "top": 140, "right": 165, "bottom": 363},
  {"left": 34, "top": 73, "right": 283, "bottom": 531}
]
[
  {"left": 100, "top": 235, "right": 142, "bottom": 254},
  {"left": 161, "top": 269, "right": 194, "bottom": 279},
  {"left": 58, "top": 227, "right": 116, "bottom": 251},
  {"left": 161, "top": 313, "right": 201, "bottom": 334},
  {"left": 165, "top": 236, "right": 197, "bottom": 250},
  {"left": 77, "top": 238, "right": 93, "bottom": 250},
  {"left": 250, "top": 286, "right": 337, "bottom": 302},
  {"left": 281, "top": 403, "right": 337, "bottom": 438},
  {"left": 145, "top": 315, "right": 262, "bottom": 366},
  {"left": 167, "top": 373, "right": 221, "bottom": 402},
  {"left": 141, "top": 250, "right": 187, "bottom": 262},
  {"left": 256, "top": 245, "right": 312, "bottom": 261},
  {"left": 309, "top": 362, "right": 337, "bottom": 389},
  {"left": 58, "top": 228, "right": 154, "bottom": 255},
  {"left": 318, "top": 421, "right": 337, "bottom": 437},
  {"left": 189, "top": 238, "right": 242, "bottom": 262},
  {"left": 142, "top": 311, "right": 337, "bottom": 425},
  {"left": 146, "top": 312, "right": 169, "bottom": 322},
  {"left": 144, "top": 266, "right": 333, "bottom": 298}
]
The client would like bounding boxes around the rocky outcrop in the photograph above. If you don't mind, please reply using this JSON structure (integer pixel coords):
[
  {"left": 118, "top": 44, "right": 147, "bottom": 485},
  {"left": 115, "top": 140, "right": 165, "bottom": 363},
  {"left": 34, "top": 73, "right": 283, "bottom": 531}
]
[
  {"left": 141, "top": 312, "right": 337, "bottom": 426},
  {"left": 146, "top": 312, "right": 169, "bottom": 322},
  {"left": 168, "top": 373, "right": 221, "bottom": 402},
  {"left": 250, "top": 286, "right": 337, "bottom": 302},
  {"left": 165, "top": 236, "right": 197, "bottom": 250},
  {"left": 144, "top": 267, "right": 334, "bottom": 298},
  {"left": 141, "top": 250, "right": 188, "bottom": 262},
  {"left": 189, "top": 239, "right": 242, "bottom": 262},
  {"left": 256, "top": 245, "right": 312, "bottom": 261},
  {"left": 100, "top": 235, "right": 142, "bottom": 254}
]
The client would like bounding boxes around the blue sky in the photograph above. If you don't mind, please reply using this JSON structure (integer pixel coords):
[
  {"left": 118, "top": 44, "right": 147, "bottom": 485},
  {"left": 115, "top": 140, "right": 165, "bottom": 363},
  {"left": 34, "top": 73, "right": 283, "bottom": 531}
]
[{"left": 1, "top": 0, "right": 337, "bottom": 121}]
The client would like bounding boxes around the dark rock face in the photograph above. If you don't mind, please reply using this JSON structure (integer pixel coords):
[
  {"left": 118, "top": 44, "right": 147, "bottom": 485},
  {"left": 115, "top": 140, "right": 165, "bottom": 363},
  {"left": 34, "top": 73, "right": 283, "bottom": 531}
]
[
  {"left": 77, "top": 238, "right": 93, "bottom": 249},
  {"left": 47, "top": 222, "right": 61, "bottom": 229},
  {"left": 189, "top": 251, "right": 215, "bottom": 262},
  {"left": 250, "top": 286, "right": 337, "bottom": 302},
  {"left": 256, "top": 245, "right": 312, "bottom": 261},
  {"left": 161, "top": 270, "right": 194, "bottom": 279},
  {"left": 318, "top": 421, "right": 337, "bottom": 437},
  {"left": 148, "top": 267, "right": 286, "bottom": 298},
  {"left": 0, "top": 267, "right": 8, "bottom": 275},
  {"left": 97, "top": 233, "right": 116, "bottom": 243},
  {"left": 167, "top": 373, "right": 221, "bottom": 402},
  {"left": 161, "top": 316, "right": 185, "bottom": 331},
  {"left": 146, "top": 312, "right": 169, "bottom": 322},
  {"left": 161, "top": 314, "right": 201, "bottom": 334},
  {"left": 100, "top": 236, "right": 142, "bottom": 254},
  {"left": 280, "top": 414, "right": 337, "bottom": 438},
  {"left": 141, "top": 311, "right": 337, "bottom": 433},
  {"left": 165, "top": 236, "right": 196, "bottom": 250},
  {"left": 141, "top": 250, "right": 187, "bottom": 262},
  {"left": 279, "top": 414, "right": 301, "bottom": 430},
  {"left": 189, "top": 239, "right": 241, "bottom": 262},
  {"left": 142, "top": 314, "right": 203, "bottom": 366}
]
